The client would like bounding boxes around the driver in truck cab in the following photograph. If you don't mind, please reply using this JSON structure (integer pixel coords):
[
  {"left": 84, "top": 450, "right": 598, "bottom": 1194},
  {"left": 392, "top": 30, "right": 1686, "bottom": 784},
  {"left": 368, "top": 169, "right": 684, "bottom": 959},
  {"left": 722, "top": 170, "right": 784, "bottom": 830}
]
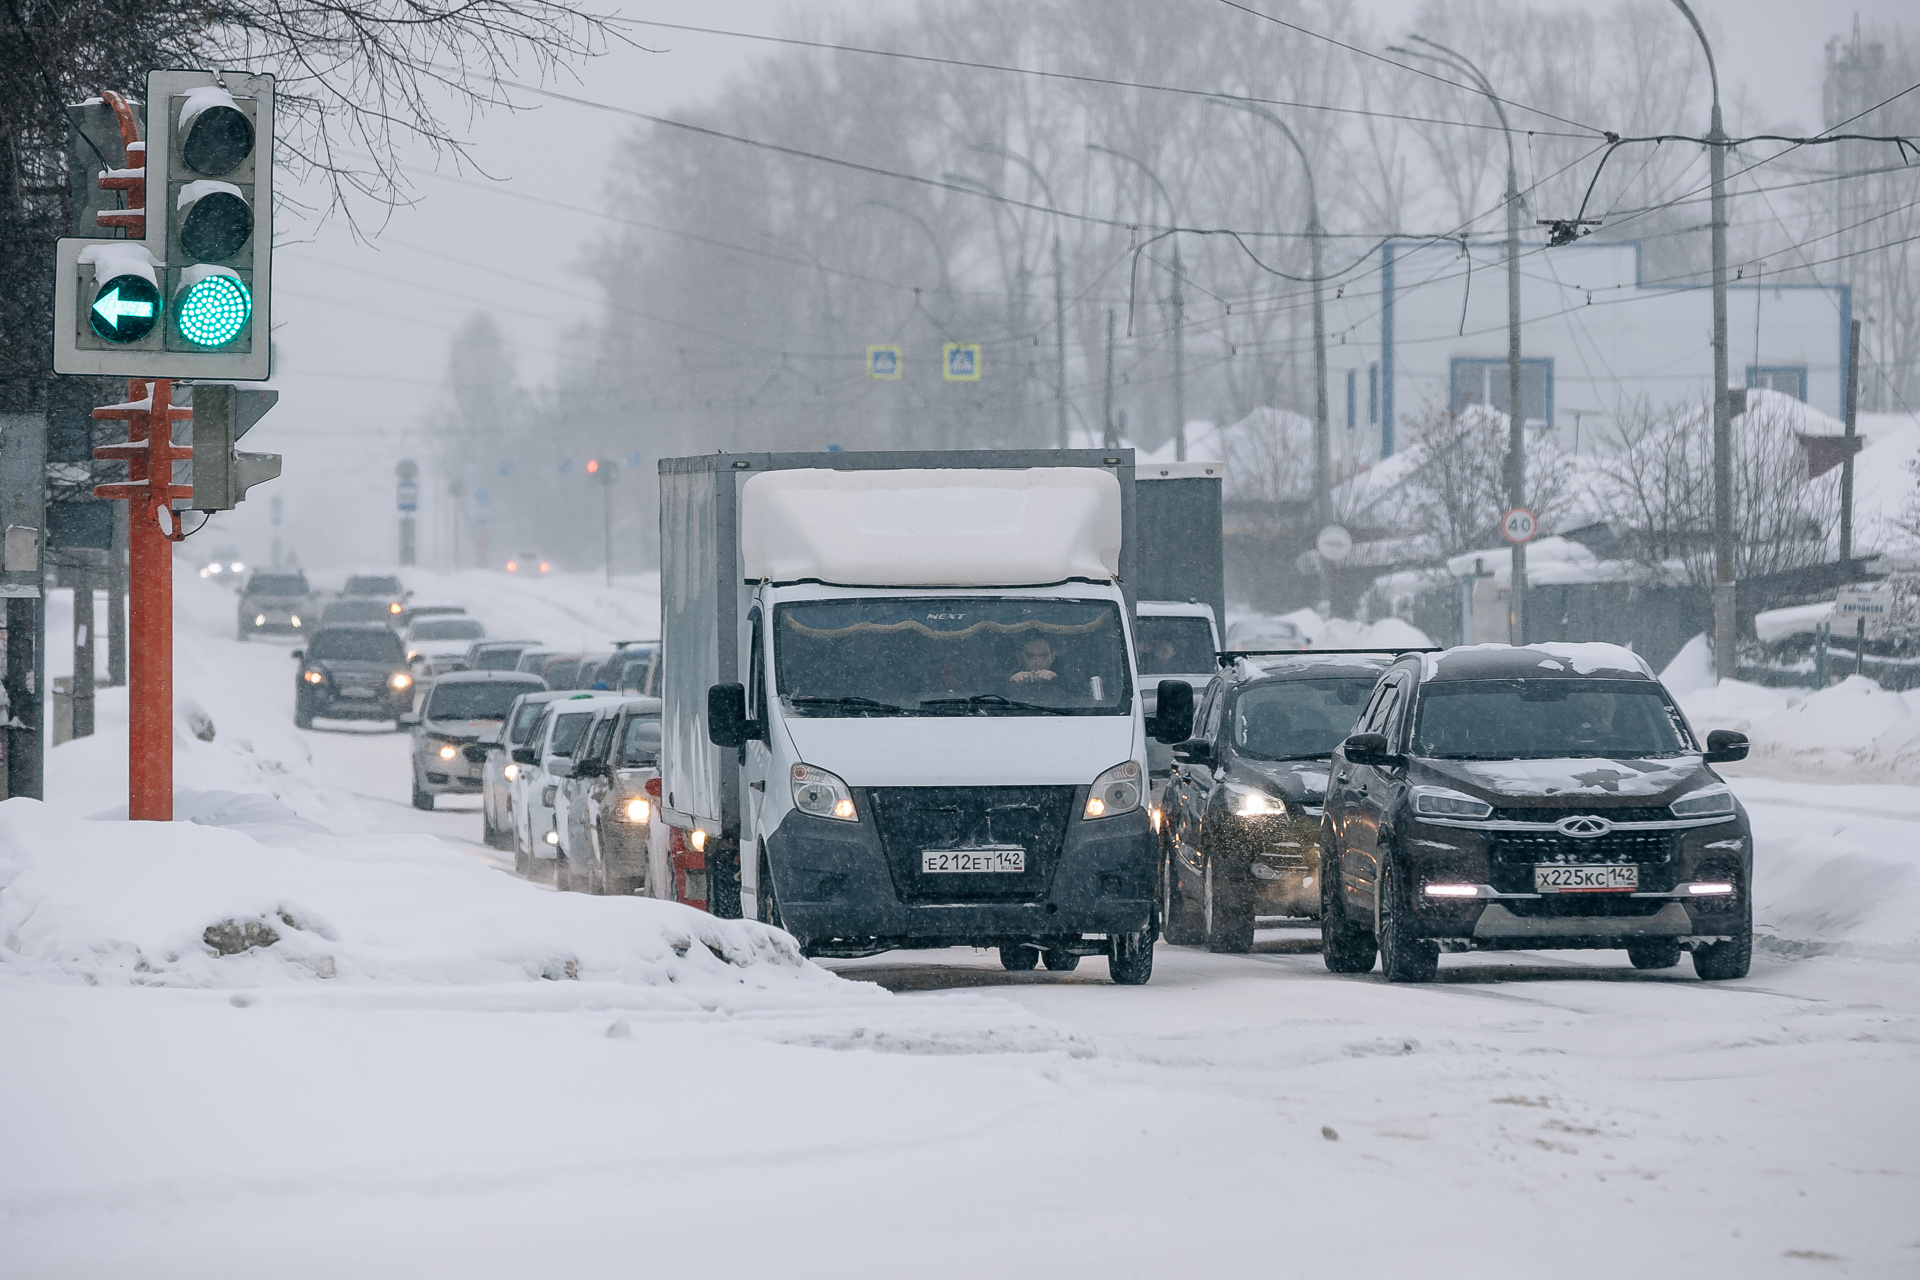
[{"left": 1009, "top": 636, "right": 1059, "bottom": 685}]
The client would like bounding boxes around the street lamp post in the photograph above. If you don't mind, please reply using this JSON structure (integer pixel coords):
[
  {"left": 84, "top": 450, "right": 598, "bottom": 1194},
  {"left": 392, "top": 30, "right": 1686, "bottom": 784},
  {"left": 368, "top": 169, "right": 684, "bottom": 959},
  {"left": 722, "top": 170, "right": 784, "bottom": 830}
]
[
  {"left": 1395, "top": 37, "right": 1528, "bottom": 642},
  {"left": 1088, "top": 143, "right": 1187, "bottom": 461},
  {"left": 1209, "top": 99, "right": 1333, "bottom": 601},
  {"left": 973, "top": 144, "right": 1072, "bottom": 450},
  {"left": 1670, "top": 0, "right": 1736, "bottom": 680}
]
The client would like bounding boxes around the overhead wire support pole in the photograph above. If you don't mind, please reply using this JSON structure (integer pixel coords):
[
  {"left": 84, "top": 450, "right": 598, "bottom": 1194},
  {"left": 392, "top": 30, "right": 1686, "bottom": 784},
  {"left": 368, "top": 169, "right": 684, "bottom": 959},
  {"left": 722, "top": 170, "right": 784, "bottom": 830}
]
[
  {"left": 970, "top": 143, "right": 1072, "bottom": 450},
  {"left": 1088, "top": 143, "right": 1187, "bottom": 461},
  {"left": 1396, "top": 37, "right": 1529, "bottom": 642},
  {"left": 1208, "top": 97, "right": 1333, "bottom": 606}
]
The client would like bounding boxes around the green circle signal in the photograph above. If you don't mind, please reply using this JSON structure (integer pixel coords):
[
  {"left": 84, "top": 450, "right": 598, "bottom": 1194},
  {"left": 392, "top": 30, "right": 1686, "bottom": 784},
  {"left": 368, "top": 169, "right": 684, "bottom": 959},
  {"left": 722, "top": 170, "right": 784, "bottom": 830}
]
[
  {"left": 175, "top": 273, "right": 252, "bottom": 347},
  {"left": 88, "top": 274, "right": 162, "bottom": 343}
]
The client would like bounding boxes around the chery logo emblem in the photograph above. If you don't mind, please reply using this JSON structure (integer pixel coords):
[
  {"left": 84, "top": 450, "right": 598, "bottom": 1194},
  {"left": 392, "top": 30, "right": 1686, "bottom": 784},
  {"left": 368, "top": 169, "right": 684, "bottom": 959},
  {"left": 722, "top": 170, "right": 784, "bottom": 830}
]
[{"left": 1557, "top": 815, "right": 1614, "bottom": 837}]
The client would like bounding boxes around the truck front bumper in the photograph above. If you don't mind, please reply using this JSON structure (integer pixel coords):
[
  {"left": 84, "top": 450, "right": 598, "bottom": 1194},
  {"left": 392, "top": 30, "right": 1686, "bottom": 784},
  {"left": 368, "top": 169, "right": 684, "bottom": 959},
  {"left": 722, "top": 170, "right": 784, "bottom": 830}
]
[{"left": 765, "top": 795, "right": 1154, "bottom": 953}]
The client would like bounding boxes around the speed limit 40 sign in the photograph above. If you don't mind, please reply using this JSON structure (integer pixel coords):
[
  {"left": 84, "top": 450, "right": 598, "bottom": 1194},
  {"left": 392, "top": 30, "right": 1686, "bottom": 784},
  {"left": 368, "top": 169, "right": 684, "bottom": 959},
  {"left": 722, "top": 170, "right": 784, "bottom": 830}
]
[{"left": 1501, "top": 507, "right": 1538, "bottom": 545}]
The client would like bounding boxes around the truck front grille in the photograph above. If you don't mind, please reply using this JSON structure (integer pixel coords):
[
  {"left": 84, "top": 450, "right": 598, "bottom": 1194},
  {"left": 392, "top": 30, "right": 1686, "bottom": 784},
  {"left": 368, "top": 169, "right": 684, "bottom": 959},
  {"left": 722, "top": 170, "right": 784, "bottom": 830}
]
[{"left": 865, "top": 785, "right": 1077, "bottom": 904}]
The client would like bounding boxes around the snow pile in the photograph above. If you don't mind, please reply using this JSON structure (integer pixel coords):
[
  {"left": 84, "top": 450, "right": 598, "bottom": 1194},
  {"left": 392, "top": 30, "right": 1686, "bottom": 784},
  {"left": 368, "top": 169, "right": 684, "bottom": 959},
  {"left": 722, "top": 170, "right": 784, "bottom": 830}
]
[
  {"left": 1226, "top": 607, "right": 1432, "bottom": 652},
  {"left": 0, "top": 796, "right": 816, "bottom": 993},
  {"left": 1737, "top": 778, "right": 1920, "bottom": 956}
]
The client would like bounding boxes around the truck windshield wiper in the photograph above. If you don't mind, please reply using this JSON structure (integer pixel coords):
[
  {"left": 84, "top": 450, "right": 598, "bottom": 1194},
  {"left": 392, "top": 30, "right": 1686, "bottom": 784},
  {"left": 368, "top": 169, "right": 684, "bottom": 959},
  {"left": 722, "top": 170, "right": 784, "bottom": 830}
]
[
  {"left": 788, "top": 695, "right": 907, "bottom": 714},
  {"left": 918, "top": 694, "right": 1073, "bottom": 715}
]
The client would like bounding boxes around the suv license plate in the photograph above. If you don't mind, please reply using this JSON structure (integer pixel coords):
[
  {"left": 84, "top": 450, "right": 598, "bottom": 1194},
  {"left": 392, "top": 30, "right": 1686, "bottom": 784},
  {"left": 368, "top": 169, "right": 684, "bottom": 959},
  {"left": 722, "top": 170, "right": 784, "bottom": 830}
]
[
  {"left": 922, "top": 848, "right": 1026, "bottom": 874},
  {"left": 1535, "top": 864, "right": 1638, "bottom": 892}
]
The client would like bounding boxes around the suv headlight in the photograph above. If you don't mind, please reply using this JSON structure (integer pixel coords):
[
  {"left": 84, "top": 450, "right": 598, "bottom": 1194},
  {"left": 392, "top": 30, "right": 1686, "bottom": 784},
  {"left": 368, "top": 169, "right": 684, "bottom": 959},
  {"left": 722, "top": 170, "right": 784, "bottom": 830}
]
[
  {"left": 302, "top": 669, "right": 324, "bottom": 684},
  {"left": 437, "top": 742, "right": 458, "bottom": 760},
  {"left": 389, "top": 671, "right": 412, "bottom": 690},
  {"left": 1085, "top": 761, "right": 1143, "bottom": 819},
  {"left": 1671, "top": 786, "right": 1735, "bottom": 818},
  {"left": 1224, "top": 781, "right": 1287, "bottom": 818},
  {"left": 792, "top": 763, "right": 857, "bottom": 821},
  {"left": 1411, "top": 786, "right": 1493, "bottom": 821}
]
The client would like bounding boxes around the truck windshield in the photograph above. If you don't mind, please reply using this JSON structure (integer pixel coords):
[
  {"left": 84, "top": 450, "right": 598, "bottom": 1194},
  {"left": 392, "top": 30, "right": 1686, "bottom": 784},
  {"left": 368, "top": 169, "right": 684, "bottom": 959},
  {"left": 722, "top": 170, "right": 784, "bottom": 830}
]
[
  {"left": 1137, "top": 615, "right": 1215, "bottom": 675},
  {"left": 1411, "top": 679, "right": 1693, "bottom": 760},
  {"left": 1230, "top": 678, "right": 1377, "bottom": 760},
  {"left": 774, "top": 598, "right": 1131, "bottom": 717}
]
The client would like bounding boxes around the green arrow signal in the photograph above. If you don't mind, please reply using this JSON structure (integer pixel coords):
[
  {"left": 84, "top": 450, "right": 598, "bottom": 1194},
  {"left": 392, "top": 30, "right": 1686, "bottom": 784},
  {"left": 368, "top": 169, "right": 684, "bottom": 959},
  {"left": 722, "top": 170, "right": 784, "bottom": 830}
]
[{"left": 93, "top": 286, "right": 155, "bottom": 326}]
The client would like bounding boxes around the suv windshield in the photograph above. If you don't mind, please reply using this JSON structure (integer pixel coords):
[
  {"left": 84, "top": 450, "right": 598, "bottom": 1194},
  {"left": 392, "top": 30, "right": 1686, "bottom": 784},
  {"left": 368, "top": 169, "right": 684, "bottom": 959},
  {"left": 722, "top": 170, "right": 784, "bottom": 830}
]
[
  {"left": 775, "top": 598, "right": 1131, "bottom": 717},
  {"left": 323, "top": 599, "right": 393, "bottom": 624},
  {"left": 1231, "top": 678, "right": 1379, "bottom": 760},
  {"left": 245, "top": 574, "right": 307, "bottom": 597},
  {"left": 1411, "top": 679, "right": 1692, "bottom": 760},
  {"left": 345, "top": 575, "right": 403, "bottom": 595},
  {"left": 1138, "top": 615, "right": 1216, "bottom": 675},
  {"left": 618, "top": 714, "right": 662, "bottom": 767},
  {"left": 412, "top": 619, "right": 485, "bottom": 641},
  {"left": 308, "top": 629, "right": 403, "bottom": 662},
  {"left": 426, "top": 680, "right": 541, "bottom": 721}
]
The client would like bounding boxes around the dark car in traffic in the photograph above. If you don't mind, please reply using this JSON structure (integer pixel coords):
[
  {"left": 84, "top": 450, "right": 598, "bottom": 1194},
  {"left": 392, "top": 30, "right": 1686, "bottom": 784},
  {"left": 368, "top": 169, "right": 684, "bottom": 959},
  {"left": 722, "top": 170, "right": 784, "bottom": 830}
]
[
  {"left": 238, "top": 569, "right": 313, "bottom": 640},
  {"left": 1319, "top": 643, "right": 1753, "bottom": 983},
  {"left": 292, "top": 625, "right": 414, "bottom": 728},
  {"left": 406, "top": 670, "right": 548, "bottom": 810},
  {"left": 1160, "top": 653, "right": 1393, "bottom": 951}
]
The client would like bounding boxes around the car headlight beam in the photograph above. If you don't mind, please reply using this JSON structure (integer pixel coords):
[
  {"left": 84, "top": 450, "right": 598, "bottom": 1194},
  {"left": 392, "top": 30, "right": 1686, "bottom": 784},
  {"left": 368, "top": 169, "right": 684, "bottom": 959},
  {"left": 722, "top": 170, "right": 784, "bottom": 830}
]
[{"left": 1224, "top": 781, "right": 1287, "bottom": 818}]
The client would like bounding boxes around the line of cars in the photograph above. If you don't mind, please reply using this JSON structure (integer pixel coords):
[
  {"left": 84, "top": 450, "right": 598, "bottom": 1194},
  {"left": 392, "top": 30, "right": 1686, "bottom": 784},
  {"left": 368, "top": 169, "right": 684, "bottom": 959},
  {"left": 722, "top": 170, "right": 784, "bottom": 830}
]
[{"left": 1155, "top": 641, "right": 1755, "bottom": 982}]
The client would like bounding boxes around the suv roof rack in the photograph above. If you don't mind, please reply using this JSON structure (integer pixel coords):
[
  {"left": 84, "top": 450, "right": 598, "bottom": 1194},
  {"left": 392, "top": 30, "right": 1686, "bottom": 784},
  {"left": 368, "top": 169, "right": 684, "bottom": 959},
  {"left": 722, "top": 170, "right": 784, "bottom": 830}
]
[{"left": 1216, "top": 646, "right": 1440, "bottom": 667}]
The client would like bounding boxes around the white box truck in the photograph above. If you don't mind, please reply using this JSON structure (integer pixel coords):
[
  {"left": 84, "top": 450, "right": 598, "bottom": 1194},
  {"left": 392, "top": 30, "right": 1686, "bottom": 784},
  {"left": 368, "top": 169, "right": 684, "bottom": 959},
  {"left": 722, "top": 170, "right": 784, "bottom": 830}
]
[{"left": 658, "top": 450, "right": 1196, "bottom": 983}]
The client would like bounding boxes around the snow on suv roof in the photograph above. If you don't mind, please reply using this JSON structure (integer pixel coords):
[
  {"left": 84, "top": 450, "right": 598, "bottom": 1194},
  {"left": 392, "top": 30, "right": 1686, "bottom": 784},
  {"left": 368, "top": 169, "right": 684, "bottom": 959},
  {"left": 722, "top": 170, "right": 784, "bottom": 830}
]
[
  {"left": 1230, "top": 652, "right": 1397, "bottom": 682},
  {"left": 1418, "top": 642, "right": 1655, "bottom": 683}
]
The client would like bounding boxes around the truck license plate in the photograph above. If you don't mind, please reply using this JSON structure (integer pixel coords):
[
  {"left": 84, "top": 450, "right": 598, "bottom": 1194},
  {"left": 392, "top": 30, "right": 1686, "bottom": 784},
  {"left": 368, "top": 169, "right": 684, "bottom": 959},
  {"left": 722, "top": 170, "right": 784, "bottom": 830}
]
[
  {"left": 921, "top": 847, "right": 1026, "bottom": 874},
  {"left": 1534, "top": 864, "right": 1638, "bottom": 892}
]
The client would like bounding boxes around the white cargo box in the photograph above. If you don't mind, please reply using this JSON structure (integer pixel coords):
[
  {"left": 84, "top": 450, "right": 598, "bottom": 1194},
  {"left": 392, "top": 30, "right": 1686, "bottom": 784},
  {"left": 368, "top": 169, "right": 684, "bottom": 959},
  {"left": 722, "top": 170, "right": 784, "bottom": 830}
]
[{"left": 740, "top": 467, "right": 1122, "bottom": 586}]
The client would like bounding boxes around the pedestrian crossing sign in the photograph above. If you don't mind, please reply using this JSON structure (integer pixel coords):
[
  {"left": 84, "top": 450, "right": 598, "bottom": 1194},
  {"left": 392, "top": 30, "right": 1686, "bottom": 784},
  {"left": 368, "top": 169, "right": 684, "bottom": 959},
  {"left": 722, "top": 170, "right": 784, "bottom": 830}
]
[
  {"left": 943, "top": 343, "right": 981, "bottom": 381},
  {"left": 866, "top": 345, "right": 902, "bottom": 379}
]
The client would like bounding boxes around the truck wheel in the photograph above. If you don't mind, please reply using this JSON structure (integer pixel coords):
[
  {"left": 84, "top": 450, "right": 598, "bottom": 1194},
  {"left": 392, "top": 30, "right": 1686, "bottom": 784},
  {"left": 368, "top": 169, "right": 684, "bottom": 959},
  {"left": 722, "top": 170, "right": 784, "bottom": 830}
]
[
  {"left": 1161, "top": 842, "right": 1205, "bottom": 946},
  {"left": 707, "top": 843, "right": 742, "bottom": 919},
  {"left": 1203, "top": 846, "right": 1255, "bottom": 954},
  {"left": 1627, "top": 939, "right": 1682, "bottom": 970},
  {"left": 1320, "top": 843, "right": 1378, "bottom": 974},
  {"left": 1377, "top": 857, "right": 1439, "bottom": 983},
  {"left": 999, "top": 944, "right": 1039, "bottom": 971},
  {"left": 1109, "top": 930, "right": 1153, "bottom": 985},
  {"left": 1041, "top": 946, "right": 1081, "bottom": 972},
  {"left": 411, "top": 777, "right": 435, "bottom": 811},
  {"left": 755, "top": 844, "right": 785, "bottom": 929},
  {"left": 1691, "top": 902, "right": 1753, "bottom": 981}
]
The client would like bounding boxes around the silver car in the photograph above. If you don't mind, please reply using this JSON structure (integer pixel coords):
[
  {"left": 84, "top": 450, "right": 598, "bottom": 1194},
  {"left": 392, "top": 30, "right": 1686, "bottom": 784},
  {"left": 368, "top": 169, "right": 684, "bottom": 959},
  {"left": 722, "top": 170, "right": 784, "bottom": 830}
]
[
  {"left": 406, "top": 670, "right": 545, "bottom": 811},
  {"left": 478, "top": 688, "right": 573, "bottom": 860},
  {"left": 552, "top": 697, "right": 662, "bottom": 894},
  {"left": 509, "top": 692, "right": 622, "bottom": 867}
]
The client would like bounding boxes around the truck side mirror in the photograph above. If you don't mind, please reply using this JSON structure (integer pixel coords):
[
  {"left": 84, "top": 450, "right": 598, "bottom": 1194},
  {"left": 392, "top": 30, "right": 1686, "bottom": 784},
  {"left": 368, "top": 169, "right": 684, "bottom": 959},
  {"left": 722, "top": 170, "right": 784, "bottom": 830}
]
[
  {"left": 511, "top": 746, "right": 538, "bottom": 766},
  {"left": 1343, "top": 732, "right": 1397, "bottom": 767},
  {"left": 707, "top": 683, "right": 761, "bottom": 748},
  {"left": 1147, "top": 679, "right": 1194, "bottom": 744},
  {"left": 1703, "top": 728, "right": 1749, "bottom": 764}
]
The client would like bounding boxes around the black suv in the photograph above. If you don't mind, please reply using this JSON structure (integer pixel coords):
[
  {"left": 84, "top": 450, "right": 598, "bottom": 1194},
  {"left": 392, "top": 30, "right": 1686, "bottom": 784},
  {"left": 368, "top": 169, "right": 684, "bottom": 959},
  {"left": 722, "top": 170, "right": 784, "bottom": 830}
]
[
  {"left": 292, "top": 625, "right": 414, "bottom": 728},
  {"left": 1160, "top": 654, "right": 1393, "bottom": 951},
  {"left": 238, "top": 570, "right": 312, "bottom": 640},
  {"left": 1320, "top": 644, "right": 1753, "bottom": 983}
]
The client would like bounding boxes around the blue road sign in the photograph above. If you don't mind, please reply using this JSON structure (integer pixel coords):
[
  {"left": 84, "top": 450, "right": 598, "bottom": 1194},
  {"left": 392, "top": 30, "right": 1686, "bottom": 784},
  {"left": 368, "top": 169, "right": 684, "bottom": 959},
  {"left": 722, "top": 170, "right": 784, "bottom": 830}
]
[
  {"left": 867, "top": 345, "right": 902, "bottom": 379},
  {"left": 474, "top": 487, "right": 490, "bottom": 505},
  {"left": 396, "top": 480, "right": 418, "bottom": 513},
  {"left": 943, "top": 343, "right": 981, "bottom": 381}
]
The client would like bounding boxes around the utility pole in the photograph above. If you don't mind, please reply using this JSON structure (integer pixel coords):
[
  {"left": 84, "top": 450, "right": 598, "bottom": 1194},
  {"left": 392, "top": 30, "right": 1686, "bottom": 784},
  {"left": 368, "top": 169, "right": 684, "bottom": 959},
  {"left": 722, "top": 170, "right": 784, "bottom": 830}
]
[
  {"left": 1209, "top": 98, "right": 1333, "bottom": 603},
  {"left": 0, "top": 412, "right": 48, "bottom": 800},
  {"left": 1841, "top": 318, "right": 1861, "bottom": 565},
  {"left": 1088, "top": 144, "right": 1186, "bottom": 460},
  {"left": 1396, "top": 38, "right": 1528, "bottom": 642},
  {"left": 1102, "top": 308, "right": 1119, "bottom": 448},
  {"left": 396, "top": 459, "right": 419, "bottom": 566},
  {"left": 588, "top": 458, "right": 619, "bottom": 586},
  {"left": 1670, "top": 1, "right": 1736, "bottom": 679}
]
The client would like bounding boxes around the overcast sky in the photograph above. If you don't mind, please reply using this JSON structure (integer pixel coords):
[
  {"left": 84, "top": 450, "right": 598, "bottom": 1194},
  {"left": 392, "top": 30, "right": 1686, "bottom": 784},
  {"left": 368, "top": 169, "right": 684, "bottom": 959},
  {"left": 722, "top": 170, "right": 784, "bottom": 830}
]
[{"left": 222, "top": 0, "right": 1913, "bottom": 575}]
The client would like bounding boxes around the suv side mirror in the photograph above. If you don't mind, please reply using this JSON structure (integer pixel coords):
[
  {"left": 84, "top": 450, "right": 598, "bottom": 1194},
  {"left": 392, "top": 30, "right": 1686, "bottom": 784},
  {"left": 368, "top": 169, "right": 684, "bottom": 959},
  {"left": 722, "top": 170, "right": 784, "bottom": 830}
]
[
  {"left": 289, "top": 649, "right": 304, "bottom": 661},
  {"left": 1147, "top": 679, "right": 1195, "bottom": 745},
  {"left": 1703, "top": 728, "right": 1749, "bottom": 764},
  {"left": 1343, "top": 732, "right": 1398, "bottom": 767},
  {"left": 511, "top": 746, "right": 539, "bottom": 766},
  {"left": 707, "top": 682, "right": 762, "bottom": 749},
  {"left": 1172, "top": 738, "right": 1213, "bottom": 766}
]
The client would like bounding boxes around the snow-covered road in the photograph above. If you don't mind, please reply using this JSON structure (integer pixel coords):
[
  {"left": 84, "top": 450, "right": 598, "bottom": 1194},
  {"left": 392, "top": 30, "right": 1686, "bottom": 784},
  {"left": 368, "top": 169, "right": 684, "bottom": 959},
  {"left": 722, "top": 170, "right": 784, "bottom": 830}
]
[{"left": 2, "top": 568, "right": 1914, "bottom": 1277}]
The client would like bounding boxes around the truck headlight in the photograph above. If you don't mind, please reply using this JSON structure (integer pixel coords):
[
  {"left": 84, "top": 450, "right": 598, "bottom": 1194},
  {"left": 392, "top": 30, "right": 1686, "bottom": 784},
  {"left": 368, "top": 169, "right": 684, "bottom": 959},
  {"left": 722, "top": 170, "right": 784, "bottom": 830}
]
[
  {"left": 625, "top": 796, "right": 650, "bottom": 823},
  {"left": 1085, "top": 761, "right": 1142, "bottom": 819},
  {"left": 1411, "top": 786, "right": 1493, "bottom": 820},
  {"left": 1671, "top": 786, "right": 1734, "bottom": 818},
  {"left": 792, "top": 763, "right": 857, "bottom": 821},
  {"left": 1225, "top": 781, "right": 1286, "bottom": 818}
]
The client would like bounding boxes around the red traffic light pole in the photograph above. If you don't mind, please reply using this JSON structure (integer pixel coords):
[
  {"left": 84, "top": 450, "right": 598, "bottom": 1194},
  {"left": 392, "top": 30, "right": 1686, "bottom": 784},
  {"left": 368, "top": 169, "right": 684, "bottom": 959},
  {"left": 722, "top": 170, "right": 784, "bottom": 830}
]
[{"left": 93, "top": 379, "right": 193, "bottom": 820}]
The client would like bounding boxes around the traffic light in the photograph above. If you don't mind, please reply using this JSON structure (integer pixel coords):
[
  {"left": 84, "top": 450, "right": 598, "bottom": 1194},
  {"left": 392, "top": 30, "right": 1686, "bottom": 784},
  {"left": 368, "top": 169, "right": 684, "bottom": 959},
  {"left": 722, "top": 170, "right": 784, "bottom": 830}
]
[
  {"left": 54, "top": 69, "right": 274, "bottom": 380},
  {"left": 588, "top": 458, "right": 620, "bottom": 483},
  {"left": 190, "top": 384, "right": 281, "bottom": 510}
]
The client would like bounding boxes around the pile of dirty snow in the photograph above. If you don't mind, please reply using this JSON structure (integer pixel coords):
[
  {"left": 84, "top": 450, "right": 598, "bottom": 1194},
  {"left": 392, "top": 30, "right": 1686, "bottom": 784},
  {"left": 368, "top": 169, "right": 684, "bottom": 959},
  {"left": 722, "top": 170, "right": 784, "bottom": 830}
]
[{"left": 0, "top": 796, "right": 815, "bottom": 994}]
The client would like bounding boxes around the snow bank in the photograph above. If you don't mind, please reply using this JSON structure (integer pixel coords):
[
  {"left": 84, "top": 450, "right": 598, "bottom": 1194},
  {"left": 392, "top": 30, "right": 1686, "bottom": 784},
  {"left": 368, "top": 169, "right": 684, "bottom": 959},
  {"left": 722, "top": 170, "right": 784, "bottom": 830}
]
[
  {"left": 0, "top": 796, "right": 815, "bottom": 993},
  {"left": 1227, "top": 607, "right": 1433, "bottom": 651}
]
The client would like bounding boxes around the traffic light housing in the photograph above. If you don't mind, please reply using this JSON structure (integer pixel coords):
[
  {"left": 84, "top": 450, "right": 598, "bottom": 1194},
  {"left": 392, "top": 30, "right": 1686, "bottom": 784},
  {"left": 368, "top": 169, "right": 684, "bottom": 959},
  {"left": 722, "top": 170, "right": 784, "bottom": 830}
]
[
  {"left": 190, "top": 383, "right": 281, "bottom": 510},
  {"left": 54, "top": 69, "right": 274, "bottom": 380}
]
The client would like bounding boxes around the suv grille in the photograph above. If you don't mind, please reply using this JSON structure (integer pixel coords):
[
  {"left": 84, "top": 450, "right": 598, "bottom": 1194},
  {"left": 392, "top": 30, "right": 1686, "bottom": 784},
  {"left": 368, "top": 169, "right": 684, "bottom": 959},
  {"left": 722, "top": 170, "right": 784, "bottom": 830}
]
[
  {"left": 1487, "top": 829, "right": 1679, "bottom": 900},
  {"left": 1495, "top": 805, "right": 1673, "bottom": 824},
  {"left": 866, "top": 786, "right": 1076, "bottom": 904}
]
